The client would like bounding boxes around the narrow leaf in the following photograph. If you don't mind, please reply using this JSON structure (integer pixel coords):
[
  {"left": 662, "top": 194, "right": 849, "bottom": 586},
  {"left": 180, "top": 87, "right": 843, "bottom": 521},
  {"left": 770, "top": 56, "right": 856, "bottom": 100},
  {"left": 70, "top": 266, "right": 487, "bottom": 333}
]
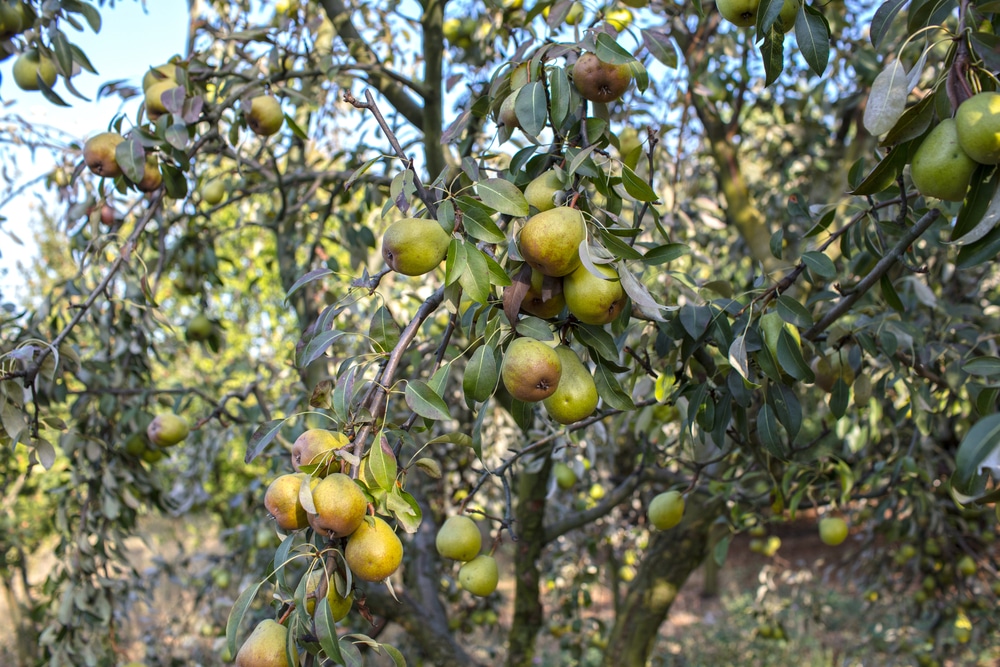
[
  {"left": 404, "top": 380, "right": 452, "bottom": 421},
  {"left": 477, "top": 177, "right": 529, "bottom": 217},
  {"left": 245, "top": 418, "right": 286, "bottom": 463}
]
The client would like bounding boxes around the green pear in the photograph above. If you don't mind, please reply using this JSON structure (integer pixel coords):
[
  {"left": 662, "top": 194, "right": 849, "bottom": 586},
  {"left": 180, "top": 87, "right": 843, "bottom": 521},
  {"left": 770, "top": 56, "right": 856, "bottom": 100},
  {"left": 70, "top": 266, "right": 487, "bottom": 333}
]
[
  {"left": 524, "top": 170, "right": 564, "bottom": 212},
  {"left": 0, "top": 2, "right": 26, "bottom": 39},
  {"left": 145, "top": 79, "right": 176, "bottom": 120},
  {"left": 186, "top": 313, "right": 213, "bottom": 341},
  {"left": 146, "top": 412, "right": 189, "bottom": 446},
  {"left": 521, "top": 269, "right": 565, "bottom": 319},
  {"left": 518, "top": 207, "right": 586, "bottom": 277},
  {"left": 717, "top": 0, "right": 761, "bottom": 26},
  {"left": 776, "top": 0, "right": 801, "bottom": 32},
  {"left": 498, "top": 93, "right": 519, "bottom": 131},
  {"left": 235, "top": 618, "right": 297, "bottom": 667},
  {"left": 956, "top": 92, "right": 1000, "bottom": 164},
  {"left": 381, "top": 217, "right": 452, "bottom": 276},
  {"left": 572, "top": 52, "right": 632, "bottom": 104},
  {"left": 543, "top": 346, "right": 598, "bottom": 424},
  {"left": 435, "top": 515, "right": 482, "bottom": 561},
  {"left": 201, "top": 179, "right": 226, "bottom": 206},
  {"left": 500, "top": 337, "right": 562, "bottom": 402},
  {"left": 911, "top": 119, "right": 977, "bottom": 201},
  {"left": 83, "top": 132, "right": 125, "bottom": 178},
  {"left": 648, "top": 490, "right": 685, "bottom": 530},
  {"left": 818, "top": 517, "right": 848, "bottom": 546},
  {"left": 246, "top": 95, "right": 284, "bottom": 136},
  {"left": 459, "top": 554, "right": 499, "bottom": 596},
  {"left": 553, "top": 462, "right": 577, "bottom": 489},
  {"left": 142, "top": 63, "right": 179, "bottom": 91},
  {"left": 12, "top": 49, "right": 56, "bottom": 91},
  {"left": 563, "top": 264, "right": 626, "bottom": 325}
]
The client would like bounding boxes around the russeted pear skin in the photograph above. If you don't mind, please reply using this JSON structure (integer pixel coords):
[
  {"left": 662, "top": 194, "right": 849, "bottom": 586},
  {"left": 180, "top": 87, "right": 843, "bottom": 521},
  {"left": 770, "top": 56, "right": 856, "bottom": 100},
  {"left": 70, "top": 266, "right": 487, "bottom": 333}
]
[
  {"left": 910, "top": 119, "right": 977, "bottom": 202},
  {"left": 518, "top": 207, "right": 586, "bottom": 277},
  {"left": 524, "top": 170, "right": 563, "bottom": 212},
  {"left": 572, "top": 52, "right": 633, "bottom": 103},
  {"left": 382, "top": 218, "right": 452, "bottom": 276},
  {"left": 500, "top": 337, "right": 562, "bottom": 402},
  {"left": 956, "top": 92, "right": 1000, "bottom": 165},
  {"left": 84, "top": 132, "right": 125, "bottom": 178},
  {"left": 521, "top": 269, "right": 565, "bottom": 319},
  {"left": 563, "top": 264, "right": 626, "bottom": 325},
  {"left": 235, "top": 619, "right": 296, "bottom": 667},
  {"left": 264, "top": 473, "right": 309, "bottom": 532},
  {"left": 543, "top": 346, "right": 598, "bottom": 424}
]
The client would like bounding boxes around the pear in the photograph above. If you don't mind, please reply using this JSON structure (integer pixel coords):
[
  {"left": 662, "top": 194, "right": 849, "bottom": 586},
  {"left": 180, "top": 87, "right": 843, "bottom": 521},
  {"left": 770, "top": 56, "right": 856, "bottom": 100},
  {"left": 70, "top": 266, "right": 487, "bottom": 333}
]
[
  {"left": 135, "top": 156, "right": 163, "bottom": 192},
  {"left": 776, "top": 0, "right": 801, "bottom": 32},
  {"left": 308, "top": 473, "right": 367, "bottom": 537},
  {"left": 247, "top": 95, "right": 284, "bottom": 136},
  {"left": 12, "top": 49, "right": 57, "bottom": 91},
  {"left": 498, "top": 93, "right": 519, "bottom": 131},
  {"left": 0, "top": 2, "right": 25, "bottom": 39},
  {"left": 235, "top": 619, "right": 296, "bottom": 667},
  {"left": 435, "top": 515, "right": 482, "bottom": 561},
  {"left": 458, "top": 554, "right": 499, "bottom": 596},
  {"left": 717, "top": 0, "right": 761, "bottom": 26},
  {"left": 264, "top": 473, "right": 309, "bottom": 532},
  {"left": 518, "top": 207, "right": 586, "bottom": 277},
  {"left": 521, "top": 269, "right": 565, "bottom": 319},
  {"left": 145, "top": 79, "right": 176, "bottom": 120},
  {"left": 186, "top": 313, "right": 213, "bottom": 341},
  {"left": 142, "top": 63, "right": 179, "bottom": 91},
  {"left": 910, "top": 119, "right": 977, "bottom": 201},
  {"left": 553, "top": 462, "right": 577, "bottom": 489},
  {"left": 381, "top": 217, "right": 451, "bottom": 276},
  {"left": 563, "top": 264, "right": 626, "bottom": 325},
  {"left": 648, "top": 490, "right": 685, "bottom": 530},
  {"left": 572, "top": 52, "right": 632, "bottom": 104},
  {"left": 818, "top": 517, "right": 848, "bottom": 546},
  {"left": 524, "top": 170, "right": 564, "bottom": 212},
  {"left": 501, "top": 337, "right": 562, "bottom": 402},
  {"left": 543, "top": 346, "right": 598, "bottom": 424},
  {"left": 344, "top": 516, "right": 403, "bottom": 582},
  {"left": 301, "top": 569, "right": 353, "bottom": 620},
  {"left": 956, "top": 92, "right": 1000, "bottom": 165},
  {"left": 146, "top": 412, "right": 189, "bottom": 446},
  {"left": 201, "top": 179, "right": 226, "bottom": 205},
  {"left": 83, "top": 132, "right": 125, "bottom": 178},
  {"left": 291, "top": 428, "right": 350, "bottom": 476}
]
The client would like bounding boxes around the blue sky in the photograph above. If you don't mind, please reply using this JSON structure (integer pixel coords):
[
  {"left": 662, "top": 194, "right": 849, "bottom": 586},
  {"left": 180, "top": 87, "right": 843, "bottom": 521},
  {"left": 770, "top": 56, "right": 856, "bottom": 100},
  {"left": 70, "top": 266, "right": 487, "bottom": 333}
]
[{"left": 0, "top": 2, "right": 188, "bottom": 301}]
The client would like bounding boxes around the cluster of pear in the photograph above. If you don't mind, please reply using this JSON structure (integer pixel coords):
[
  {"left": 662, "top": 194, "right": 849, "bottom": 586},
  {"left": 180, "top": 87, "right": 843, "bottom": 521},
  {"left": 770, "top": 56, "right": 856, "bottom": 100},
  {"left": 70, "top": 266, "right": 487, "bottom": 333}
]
[
  {"left": 2, "top": 3, "right": 57, "bottom": 93},
  {"left": 82, "top": 131, "right": 163, "bottom": 192},
  {"left": 910, "top": 92, "right": 1000, "bottom": 202},
  {"left": 716, "top": 0, "right": 801, "bottom": 29},
  {"left": 501, "top": 338, "right": 600, "bottom": 424},
  {"left": 435, "top": 515, "right": 500, "bottom": 596},
  {"left": 263, "top": 429, "right": 403, "bottom": 583},
  {"left": 124, "top": 411, "right": 189, "bottom": 463}
]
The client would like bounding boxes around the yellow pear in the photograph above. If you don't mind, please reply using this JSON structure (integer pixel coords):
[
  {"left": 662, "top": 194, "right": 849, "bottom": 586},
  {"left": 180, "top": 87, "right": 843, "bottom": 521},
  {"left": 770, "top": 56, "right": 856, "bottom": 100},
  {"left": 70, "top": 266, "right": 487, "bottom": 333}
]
[
  {"left": 910, "top": 119, "right": 977, "bottom": 201},
  {"left": 264, "top": 473, "right": 309, "bottom": 532},
  {"left": 500, "top": 337, "right": 563, "bottom": 402},
  {"left": 246, "top": 95, "right": 284, "bottom": 136},
  {"left": 381, "top": 217, "right": 451, "bottom": 276},
  {"left": 524, "top": 170, "right": 564, "bottom": 212},
  {"left": 145, "top": 79, "right": 176, "bottom": 119},
  {"left": 135, "top": 156, "right": 163, "bottom": 192},
  {"left": 0, "top": 2, "right": 26, "bottom": 40},
  {"left": 142, "top": 63, "right": 178, "bottom": 91},
  {"left": 146, "top": 412, "right": 189, "bottom": 446},
  {"left": 291, "top": 428, "right": 350, "bottom": 476},
  {"left": 572, "top": 52, "right": 632, "bottom": 104},
  {"left": 435, "top": 515, "right": 482, "bottom": 561},
  {"left": 308, "top": 473, "right": 367, "bottom": 537},
  {"left": 83, "top": 132, "right": 125, "bottom": 179},
  {"left": 302, "top": 569, "right": 353, "bottom": 621},
  {"left": 520, "top": 269, "right": 565, "bottom": 319},
  {"left": 458, "top": 554, "right": 499, "bottom": 596},
  {"left": 12, "top": 49, "right": 56, "bottom": 91},
  {"left": 345, "top": 516, "right": 403, "bottom": 582},
  {"left": 518, "top": 207, "right": 586, "bottom": 277},
  {"left": 563, "top": 264, "right": 626, "bottom": 325},
  {"left": 235, "top": 619, "right": 296, "bottom": 667},
  {"left": 543, "top": 346, "right": 598, "bottom": 424}
]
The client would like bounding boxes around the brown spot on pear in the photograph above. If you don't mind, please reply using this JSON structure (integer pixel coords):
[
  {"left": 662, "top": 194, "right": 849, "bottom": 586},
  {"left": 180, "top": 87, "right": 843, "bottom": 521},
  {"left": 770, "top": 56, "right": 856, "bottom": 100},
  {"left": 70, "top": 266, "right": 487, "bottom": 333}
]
[
  {"left": 518, "top": 207, "right": 586, "bottom": 277},
  {"left": 563, "top": 263, "right": 626, "bottom": 325},
  {"left": 381, "top": 217, "right": 452, "bottom": 276},
  {"left": 500, "top": 337, "right": 562, "bottom": 402}
]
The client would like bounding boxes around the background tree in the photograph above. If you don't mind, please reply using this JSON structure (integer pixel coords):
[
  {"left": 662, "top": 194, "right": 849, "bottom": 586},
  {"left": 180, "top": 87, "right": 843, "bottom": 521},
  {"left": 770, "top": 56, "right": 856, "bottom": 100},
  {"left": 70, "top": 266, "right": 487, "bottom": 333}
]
[{"left": 1, "top": 0, "right": 1000, "bottom": 666}]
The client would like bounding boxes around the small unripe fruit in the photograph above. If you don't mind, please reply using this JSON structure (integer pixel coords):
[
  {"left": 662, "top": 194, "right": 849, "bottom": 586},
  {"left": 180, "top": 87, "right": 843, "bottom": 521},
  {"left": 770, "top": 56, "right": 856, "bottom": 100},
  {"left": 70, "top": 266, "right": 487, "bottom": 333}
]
[
  {"left": 436, "top": 515, "right": 482, "bottom": 561},
  {"left": 458, "top": 554, "right": 499, "bottom": 596},
  {"left": 246, "top": 95, "right": 284, "bottom": 136},
  {"left": 146, "top": 412, "right": 189, "bottom": 446},
  {"left": 648, "top": 490, "right": 685, "bottom": 530},
  {"left": 12, "top": 49, "right": 57, "bottom": 91},
  {"left": 818, "top": 516, "right": 848, "bottom": 546}
]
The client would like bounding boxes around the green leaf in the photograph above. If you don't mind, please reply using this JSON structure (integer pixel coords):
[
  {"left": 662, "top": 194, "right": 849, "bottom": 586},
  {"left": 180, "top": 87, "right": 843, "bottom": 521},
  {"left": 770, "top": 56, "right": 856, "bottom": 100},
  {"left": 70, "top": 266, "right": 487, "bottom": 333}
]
[
  {"left": 245, "top": 418, "right": 287, "bottom": 463},
  {"left": 574, "top": 323, "right": 619, "bottom": 362},
  {"left": 382, "top": 644, "right": 407, "bottom": 667},
  {"left": 387, "top": 487, "right": 422, "bottom": 533},
  {"left": 445, "top": 238, "right": 468, "bottom": 286},
  {"left": 957, "top": 225, "right": 1000, "bottom": 269},
  {"left": 768, "top": 384, "right": 801, "bottom": 440},
  {"left": 459, "top": 243, "right": 491, "bottom": 304},
  {"left": 477, "top": 178, "right": 529, "bottom": 217},
  {"left": 953, "top": 166, "right": 1000, "bottom": 243},
  {"left": 830, "top": 378, "right": 850, "bottom": 418},
  {"left": 369, "top": 306, "right": 401, "bottom": 354},
  {"left": 515, "top": 81, "right": 548, "bottom": 138},
  {"left": 776, "top": 328, "right": 814, "bottom": 383},
  {"left": 880, "top": 274, "right": 904, "bottom": 311},
  {"left": 226, "top": 580, "right": 266, "bottom": 659},
  {"left": 285, "top": 267, "right": 334, "bottom": 304},
  {"left": 776, "top": 295, "right": 813, "bottom": 328},
  {"left": 849, "top": 141, "right": 910, "bottom": 195},
  {"left": 871, "top": 0, "right": 908, "bottom": 49},
  {"left": 595, "top": 33, "right": 637, "bottom": 65},
  {"left": 463, "top": 344, "right": 499, "bottom": 405},
  {"left": 963, "top": 357, "right": 1000, "bottom": 377},
  {"left": 404, "top": 380, "right": 451, "bottom": 421},
  {"left": 549, "top": 66, "right": 572, "bottom": 129},
  {"left": 756, "top": 404, "right": 786, "bottom": 458},
  {"left": 795, "top": 5, "right": 830, "bottom": 76},
  {"left": 299, "top": 330, "right": 344, "bottom": 367},
  {"left": 952, "top": 413, "right": 1000, "bottom": 495},
  {"left": 594, "top": 360, "right": 635, "bottom": 411},
  {"left": 116, "top": 137, "right": 145, "bottom": 184},
  {"left": 621, "top": 164, "right": 658, "bottom": 202},
  {"left": 643, "top": 243, "right": 689, "bottom": 265},
  {"left": 801, "top": 251, "right": 836, "bottom": 280},
  {"left": 462, "top": 206, "right": 507, "bottom": 243},
  {"left": 760, "top": 30, "right": 785, "bottom": 87},
  {"left": 315, "top": 590, "right": 345, "bottom": 662},
  {"left": 641, "top": 29, "right": 677, "bottom": 68}
]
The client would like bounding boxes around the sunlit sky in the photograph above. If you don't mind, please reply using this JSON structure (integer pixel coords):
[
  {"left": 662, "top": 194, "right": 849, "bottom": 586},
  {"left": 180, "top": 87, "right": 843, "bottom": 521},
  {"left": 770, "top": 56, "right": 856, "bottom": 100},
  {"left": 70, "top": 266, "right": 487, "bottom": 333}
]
[{"left": 0, "top": 2, "right": 188, "bottom": 300}]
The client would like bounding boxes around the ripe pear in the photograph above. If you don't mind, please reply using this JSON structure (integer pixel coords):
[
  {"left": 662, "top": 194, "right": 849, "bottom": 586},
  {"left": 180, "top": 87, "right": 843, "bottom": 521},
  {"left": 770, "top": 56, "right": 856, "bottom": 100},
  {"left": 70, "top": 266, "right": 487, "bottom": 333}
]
[
  {"left": 381, "top": 217, "right": 451, "bottom": 276},
  {"left": 435, "top": 515, "right": 482, "bottom": 561},
  {"left": 524, "top": 170, "right": 564, "bottom": 212},
  {"left": 956, "top": 92, "right": 1000, "bottom": 164},
  {"left": 458, "top": 554, "right": 499, "bottom": 596},
  {"left": 553, "top": 462, "right": 577, "bottom": 489},
  {"left": 717, "top": 0, "right": 761, "bottom": 26},
  {"left": 308, "top": 473, "right": 367, "bottom": 537},
  {"left": 518, "top": 207, "right": 586, "bottom": 277},
  {"left": 563, "top": 263, "right": 626, "bottom": 325},
  {"left": 291, "top": 428, "right": 350, "bottom": 476},
  {"left": 345, "top": 516, "right": 403, "bottom": 582},
  {"left": 302, "top": 570, "right": 353, "bottom": 620},
  {"left": 201, "top": 179, "right": 226, "bottom": 205},
  {"left": 264, "top": 473, "right": 309, "bottom": 532},
  {"left": 142, "top": 63, "right": 178, "bottom": 91},
  {"left": 572, "top": 52, "right": 632, "bottom": 104},
  {"left": 605, "top": 8, "right": 632, "bottom": 30},
  {"left": 246, "top": 95, "right": 284, "bottom": 136},
  {"left": 84, "top": 132, "right": 125, "bottom": 179},
  {"left": 500, "top": 337, "right": 563, "bottom": 402},
  {"left": 910, "top": 119, "right": 976, "bottom": 201},
  {"left": 145, "top": 79, "right": 176, "bottom": 120},
  {"left": 135, "top": 156, "right": 163, "bottom": 192},
  {"left": 12, "top": 49, "right": 57, "bottom": 91},
  {"left": 648, "top": 490, "right": 685, "bottom": 530},
  {"left": 521, "top": 269, "right": 565, "bottom": 319},
  {"left": 235, "top": 619, "right": 296, "bottom": 667},
  {"left": 543, "top": 346, "right": 598, "bottom": 424},
  {"left": 146, "top": 412, "right": 189, "bottom": 446}
]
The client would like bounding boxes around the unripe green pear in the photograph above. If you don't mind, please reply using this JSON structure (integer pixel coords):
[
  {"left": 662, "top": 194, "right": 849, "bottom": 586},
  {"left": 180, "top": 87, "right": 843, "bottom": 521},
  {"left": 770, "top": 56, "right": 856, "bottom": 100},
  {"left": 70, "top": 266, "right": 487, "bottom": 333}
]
[
  {"left": 501, "top": 337, "right": 563, "bottom": 402},
  {"left": 543, "top": 346, "right": 598, "bottom": 424},
  {"left": 717, "top": 0, "right": 761, "bottom": 26},
  {"left": 83, "top": 132, "right": 125, "bottom": 179},
  {"left": 818, "top": 516, "right": 848, "bottom": 546},
  {"left": 435, "top": 515, "right": 482, "bottom": 561},
  {"left": 563, "top": 263, "right": 626, "bottom": 325},
  {"left": 553, "top": 462, "right": 577, "bottom": 489},
  {"left": 459, "top": 554, "right": 499, "bottom": 596},
  {"left": 520, "top": 269, "right": 565, "bottom": 319},
  {"left": 956, "top": 92, "right": 1000, "bottom": 164},
  {"left": 911, "top": 119, "right": 977, "bottom": 201},
  {"left": 146, "top": 412, "right": 189, "bottom": 446},
  {"left": 572, "top": 52, "right": 632, "bottom": 104},
  {"left": 0, "top": 2, "right": 26, "bottom": 39},
  {"left": 235, "top": 619, "right": 296, "bottom": 667},
  {"left": 524, "top": 170, "right": 564, "bottom": 212},
  {"left": 13, "top": 49, "right": 56, "bottom": 91},
  {"left": 308, "top": 473, "right": 367, "bottom": 537},
  {"left": 201, "top": 179, "right": 226, "bottom": 206},
  {"left": 518, "top": 207, "right": 586, "bottom": 277},
  {"left": 648, "top": 490, "right": 685, "bottom": 530},
  {"left": 246, "top": 95, "right": 284, "bottom": 136},
  {"left": 381, "top": 217, "right": 451, "bottom": 276}
]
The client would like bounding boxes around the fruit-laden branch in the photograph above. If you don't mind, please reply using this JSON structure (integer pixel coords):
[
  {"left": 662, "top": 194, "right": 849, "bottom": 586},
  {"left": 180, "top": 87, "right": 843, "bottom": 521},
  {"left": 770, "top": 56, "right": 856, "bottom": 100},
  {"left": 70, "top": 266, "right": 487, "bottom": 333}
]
[
  {"left": 804, "top": 208, "right": 941, "bottom": 341},
  {"left": 315, "top": 0, "right": 428, "bottom": 131}
]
